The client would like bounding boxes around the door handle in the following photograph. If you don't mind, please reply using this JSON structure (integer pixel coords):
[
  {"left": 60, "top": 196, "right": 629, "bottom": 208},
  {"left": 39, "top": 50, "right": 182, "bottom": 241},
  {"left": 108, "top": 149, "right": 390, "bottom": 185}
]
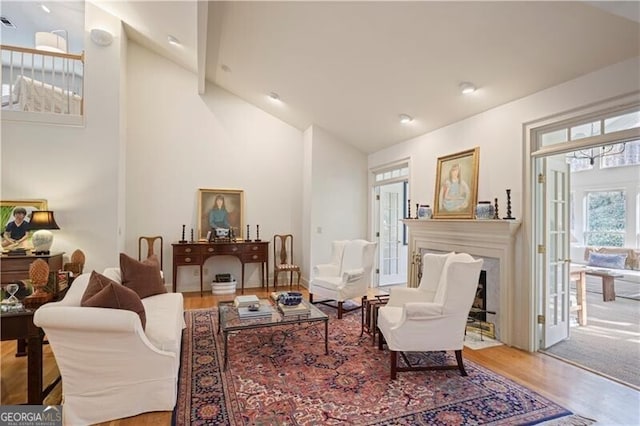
[{"left": 557, "top": 258, "right": 571, "bottom": 263}]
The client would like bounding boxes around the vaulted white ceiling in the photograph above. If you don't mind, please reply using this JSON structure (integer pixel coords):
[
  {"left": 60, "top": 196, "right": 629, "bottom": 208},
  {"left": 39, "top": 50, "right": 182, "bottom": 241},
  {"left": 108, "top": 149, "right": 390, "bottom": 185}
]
[{"left": 2, "top": 1, "right": 639, "bottom": 153}]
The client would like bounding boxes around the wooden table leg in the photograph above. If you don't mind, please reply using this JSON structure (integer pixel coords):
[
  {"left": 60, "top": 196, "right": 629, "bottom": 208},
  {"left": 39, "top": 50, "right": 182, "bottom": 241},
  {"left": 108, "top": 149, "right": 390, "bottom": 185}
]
[
  {"left": 241, "top": 264, "right": 245, "bottom": 294},
  {"left": 576, "top": 271, "right": 587, "bottom": 325},
  {"left": 16, "top": 338, "right": 27, "bottom": 357},
  {"left": 27, "top": 330, "right": 44, "bottom": 404},
  {"left": 602, "top": 276, "right": 616, "bottom": 301}
]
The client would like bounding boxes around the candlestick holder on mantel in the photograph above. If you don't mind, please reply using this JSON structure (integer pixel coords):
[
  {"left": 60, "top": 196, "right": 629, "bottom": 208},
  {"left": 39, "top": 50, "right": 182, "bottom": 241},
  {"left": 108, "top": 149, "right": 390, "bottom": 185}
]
[
  {"left": 503, "top": 189, "right": 515, "bottom": 220},
  {"left": 245, "top": 225, "right": 251, "bottom": 242},
  {"left": 254, "top": 224, "right": 261, "bottom": 242}
]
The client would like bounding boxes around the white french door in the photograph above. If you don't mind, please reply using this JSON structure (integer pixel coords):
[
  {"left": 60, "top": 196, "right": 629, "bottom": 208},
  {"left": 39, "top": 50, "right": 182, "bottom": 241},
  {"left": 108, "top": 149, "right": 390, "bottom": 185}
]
[
  {"left": 536, "top": 154, "right": 571, "bottom": 348},
  {"left": 374, "top": 181, "right": 407, "bottom": 286}
]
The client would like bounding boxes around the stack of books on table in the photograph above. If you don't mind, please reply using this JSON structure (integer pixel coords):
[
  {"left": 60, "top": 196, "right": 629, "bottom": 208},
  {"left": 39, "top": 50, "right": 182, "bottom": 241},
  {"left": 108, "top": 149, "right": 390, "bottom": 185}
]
[
  {"left": 237, "top": 301, "right": 274, "bottom": 319},
  {"left": 234, "top": 295, "right": 259, "bottom": 308},
  {"left": 278, "top": 301, "right": 311, "bottom": 318}
]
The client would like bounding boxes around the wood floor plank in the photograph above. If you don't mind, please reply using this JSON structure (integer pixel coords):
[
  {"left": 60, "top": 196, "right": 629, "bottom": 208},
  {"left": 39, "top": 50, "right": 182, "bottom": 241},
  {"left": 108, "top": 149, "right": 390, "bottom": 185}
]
[{"left": 1, "top": 287, "right": 638, "bottom": 425}]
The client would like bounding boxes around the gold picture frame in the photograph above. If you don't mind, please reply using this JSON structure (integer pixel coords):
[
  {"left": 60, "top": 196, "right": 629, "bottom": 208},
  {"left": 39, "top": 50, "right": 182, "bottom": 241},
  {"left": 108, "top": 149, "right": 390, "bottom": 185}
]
[
  {"left": 1, "top": 199, "right": 48, "bottom": 248},
  {"left": 433, "top": 148, "right": 479, "bottom": 219},
  {"left": 197, "top": 189, "right": 244, "bottom": 241}
]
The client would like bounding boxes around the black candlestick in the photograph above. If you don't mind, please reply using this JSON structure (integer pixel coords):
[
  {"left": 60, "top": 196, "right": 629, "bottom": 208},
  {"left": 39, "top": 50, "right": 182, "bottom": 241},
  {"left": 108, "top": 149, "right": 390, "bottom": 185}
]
[
  {"left": 245, "top": 224, "right": 251, "bottom": 242},
  {"left": 407, "top": 199, "right": 411, "bottom": 219},
  {"left": 493, "top": 198, "right": 500, "bottom": 220},
  {"left": 503, "top": 189, "right": 515, "bottom": 220},
  {"left": 255, "top": 225, "right": 261, "bottom": 242},
  {"left": 415, "top": 203, "right": 420, "bottom": 219},
  {"left": 179, "top": 224, "right": 187, "bottom": 243},
  {"left": 190, "top": 228, "right": 194, "bottom": 242}
]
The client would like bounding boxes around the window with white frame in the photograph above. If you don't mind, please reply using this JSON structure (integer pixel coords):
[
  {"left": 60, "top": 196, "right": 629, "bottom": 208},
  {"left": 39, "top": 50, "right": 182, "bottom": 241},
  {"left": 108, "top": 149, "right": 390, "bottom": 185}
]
[
  {"left": 600, "top": 139, "right": 640, "bottom": 169},
  {"left": 584, "top": 190, "right": 626, "bottom": 247}
]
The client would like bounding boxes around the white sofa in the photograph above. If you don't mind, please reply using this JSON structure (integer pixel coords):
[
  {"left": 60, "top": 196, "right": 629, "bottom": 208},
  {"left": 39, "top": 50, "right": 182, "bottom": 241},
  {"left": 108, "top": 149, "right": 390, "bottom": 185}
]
[{"left": 34, "top": 268, "right": 185, "bottom": 425}]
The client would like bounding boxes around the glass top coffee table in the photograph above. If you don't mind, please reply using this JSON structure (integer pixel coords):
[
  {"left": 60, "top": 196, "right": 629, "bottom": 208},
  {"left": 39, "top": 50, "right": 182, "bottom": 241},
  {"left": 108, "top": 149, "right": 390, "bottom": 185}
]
[{"left": 217, "top": 299, "right": 329, "bottom": 370}]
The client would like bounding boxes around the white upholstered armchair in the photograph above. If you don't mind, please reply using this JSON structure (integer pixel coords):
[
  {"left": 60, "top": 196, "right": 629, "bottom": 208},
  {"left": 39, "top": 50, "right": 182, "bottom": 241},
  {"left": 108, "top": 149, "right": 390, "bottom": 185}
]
[
  {"left": 377, "top": 252, "right": 483, "bottom": 379},
  {"left": 309, "top": 239, "right": 377, "bottom": 318}
]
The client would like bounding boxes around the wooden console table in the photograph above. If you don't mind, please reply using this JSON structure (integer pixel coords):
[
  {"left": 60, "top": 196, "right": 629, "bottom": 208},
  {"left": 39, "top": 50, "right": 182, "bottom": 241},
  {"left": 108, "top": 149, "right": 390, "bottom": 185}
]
[
  {"left": 1, "top": 308, "right": 61, "bottom": 404},
  {"left": 172, "top": 241, "right": 269, "bottom": 295},
  {"left": 1, "top": 252, "right": 64, "bottom": 286}
]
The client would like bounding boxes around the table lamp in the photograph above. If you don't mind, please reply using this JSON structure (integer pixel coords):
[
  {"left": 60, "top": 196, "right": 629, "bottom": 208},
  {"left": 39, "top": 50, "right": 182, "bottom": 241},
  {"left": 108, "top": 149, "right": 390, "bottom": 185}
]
[{"left": 29, "top": 211, "right": 60, "bottom": 255}]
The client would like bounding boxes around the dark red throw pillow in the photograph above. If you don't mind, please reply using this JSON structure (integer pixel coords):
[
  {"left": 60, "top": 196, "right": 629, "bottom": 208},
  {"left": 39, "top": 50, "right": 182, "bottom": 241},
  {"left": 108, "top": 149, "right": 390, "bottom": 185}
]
[
  {"left": 120, "top": 253, "right": 166, "bottom": 299},
  {"left": 81, "top": 271, "right": 146, "bottom": 329}
]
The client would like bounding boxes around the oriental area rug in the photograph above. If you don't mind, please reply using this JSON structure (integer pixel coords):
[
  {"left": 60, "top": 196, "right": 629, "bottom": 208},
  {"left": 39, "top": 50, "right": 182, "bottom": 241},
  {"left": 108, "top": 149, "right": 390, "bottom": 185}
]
[{"left": 173, "top": 307, "right": 588, "bottom": 426}]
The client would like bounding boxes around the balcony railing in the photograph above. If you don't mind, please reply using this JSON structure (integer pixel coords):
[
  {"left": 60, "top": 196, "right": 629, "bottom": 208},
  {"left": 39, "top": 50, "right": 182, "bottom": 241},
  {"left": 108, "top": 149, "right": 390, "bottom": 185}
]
[{"left": 1, "top": 44, "right": 84, "bottom": 117}]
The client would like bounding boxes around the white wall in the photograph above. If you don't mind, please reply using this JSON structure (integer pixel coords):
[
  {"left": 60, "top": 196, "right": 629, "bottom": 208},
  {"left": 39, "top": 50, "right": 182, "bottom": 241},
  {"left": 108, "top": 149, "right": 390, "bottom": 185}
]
[
  {"left": 368, "top": 56, "right": 640, "bottom": 349},
  {"left": 369, "top": 57, "right": 640, "bottom": 220},
  {"left": 126, "top": 42, "right": 303, "bottom": 291},
  {"left": 309, "top": 125, "right": 368, "bottom": 271},
  {"left": 1, "top": 3, "right": 126, "bottom": 273}
]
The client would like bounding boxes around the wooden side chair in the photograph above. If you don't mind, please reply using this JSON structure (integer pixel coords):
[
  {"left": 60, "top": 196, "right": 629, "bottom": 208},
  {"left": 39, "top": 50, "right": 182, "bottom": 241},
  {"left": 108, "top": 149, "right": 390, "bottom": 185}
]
[
  {"left": 63, "top": 249, "right": 85, "bottom": 276},
  {"left": 138, "top": 236, "right": 163, "bottom": 270},
  {"left": 273, "top": 234, "right": 301, "bottom": 291}
]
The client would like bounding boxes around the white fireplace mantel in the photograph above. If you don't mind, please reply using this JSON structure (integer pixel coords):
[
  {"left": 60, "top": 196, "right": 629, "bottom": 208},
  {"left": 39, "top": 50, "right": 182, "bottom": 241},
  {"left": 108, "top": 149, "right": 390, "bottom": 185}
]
[{"left": 403, "top": 219, "right": 521, "bottom": 344}]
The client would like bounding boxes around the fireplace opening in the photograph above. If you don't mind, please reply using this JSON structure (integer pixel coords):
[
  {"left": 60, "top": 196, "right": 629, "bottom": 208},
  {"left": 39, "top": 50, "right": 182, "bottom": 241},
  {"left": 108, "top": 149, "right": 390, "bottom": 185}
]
[
  {"left": 470, "top": 270, "right": 487, "bottom": 321},
  {"left": 467, "top": 270, "right": 497, "bottom": 339}
]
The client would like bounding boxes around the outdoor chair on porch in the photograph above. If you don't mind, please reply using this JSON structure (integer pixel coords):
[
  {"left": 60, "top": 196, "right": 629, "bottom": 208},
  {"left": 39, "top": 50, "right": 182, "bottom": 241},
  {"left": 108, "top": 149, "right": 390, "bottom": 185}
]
[{"left": 377, "top": 252, "right": 483, "bottom": 379}]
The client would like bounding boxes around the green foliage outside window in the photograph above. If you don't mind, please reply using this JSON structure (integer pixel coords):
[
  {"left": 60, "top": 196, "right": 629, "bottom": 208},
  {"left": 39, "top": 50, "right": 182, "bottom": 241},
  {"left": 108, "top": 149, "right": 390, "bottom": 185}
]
[{"left": 586, "top": 191, "right": 625, "bottom": 247}]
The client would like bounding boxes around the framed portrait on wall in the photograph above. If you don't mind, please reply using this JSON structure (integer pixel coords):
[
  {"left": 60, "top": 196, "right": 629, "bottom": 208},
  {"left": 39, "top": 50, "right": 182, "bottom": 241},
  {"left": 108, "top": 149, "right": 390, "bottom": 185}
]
[
  {"left": 197, "top": 189, "right": 244, "bottom": 241},
  {"left": 1, "top": 199, "right": 48, "bottom": 249},
  {"left": 433, "top": 148, "right": 479, "bottom": 219}
]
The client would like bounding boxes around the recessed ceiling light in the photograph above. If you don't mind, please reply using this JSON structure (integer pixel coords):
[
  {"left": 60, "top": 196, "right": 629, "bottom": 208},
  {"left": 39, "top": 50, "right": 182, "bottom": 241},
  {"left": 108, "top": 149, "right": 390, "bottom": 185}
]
[
  {"left": 167, "top": 35, "right": 181, "bottom": 46},
  {"left": 459, "top": 82, "right": 476, "bottom": 94},
  {"left": 268, "top": 92, "right": 281, "bottom": 102},
  {"left": 399, "top": 114, "right": 413, "bottom": 124},
  {"left": 40, "top": 4, "right": 50, "bottom": 13}
]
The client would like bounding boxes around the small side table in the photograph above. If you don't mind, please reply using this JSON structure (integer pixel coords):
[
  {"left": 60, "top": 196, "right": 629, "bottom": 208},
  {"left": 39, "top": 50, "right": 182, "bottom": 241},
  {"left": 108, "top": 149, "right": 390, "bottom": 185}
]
[
  {"left": 361, "top": 294, "right": 389, "bottom": 344},
  {"left": 0, "top": 307, "right": 61, "bottom": 404}
]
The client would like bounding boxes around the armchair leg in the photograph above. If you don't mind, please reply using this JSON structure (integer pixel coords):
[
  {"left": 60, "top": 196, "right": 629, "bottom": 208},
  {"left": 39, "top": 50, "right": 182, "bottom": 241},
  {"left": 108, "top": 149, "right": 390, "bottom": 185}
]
[
  {"left": 309, "top": 293, "right": 314, "bottom": 303},
  {"left": 377, "top": 328, "right": 384, "bottom": 350},
  {"left": 390, "top": 350, "right": 398, "bottom": 380},
  {"left": 337, "top": 301, "right": 343, "bottom": 319},
  {"left": 455, "top": 349, "right": 468, "bottom": 376}
]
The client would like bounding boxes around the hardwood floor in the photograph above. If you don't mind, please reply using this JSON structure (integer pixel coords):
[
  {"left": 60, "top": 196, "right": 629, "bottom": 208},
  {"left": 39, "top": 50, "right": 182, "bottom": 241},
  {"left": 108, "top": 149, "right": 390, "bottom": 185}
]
[{"left": 2, "top": 288, "right": 638, "bottom": 425}]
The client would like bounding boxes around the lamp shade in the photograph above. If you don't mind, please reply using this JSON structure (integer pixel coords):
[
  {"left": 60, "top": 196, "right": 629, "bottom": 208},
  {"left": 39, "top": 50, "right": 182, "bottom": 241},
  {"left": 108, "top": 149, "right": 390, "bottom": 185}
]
[
  {"left": 35, "top": 31, "right": 67, "bottom": 53},
  {"left": 29, "top": 211, "right": 60, "bottom": 255},
  {"left": 29, "top": 211, "right": 60, "bottom": 230}
]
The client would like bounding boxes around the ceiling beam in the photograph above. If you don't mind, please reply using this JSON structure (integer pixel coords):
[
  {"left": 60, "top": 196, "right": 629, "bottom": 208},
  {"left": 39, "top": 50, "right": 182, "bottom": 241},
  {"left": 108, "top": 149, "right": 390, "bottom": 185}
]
[{"left": 197, "top": 0, "right": 208, "bottom": 95}]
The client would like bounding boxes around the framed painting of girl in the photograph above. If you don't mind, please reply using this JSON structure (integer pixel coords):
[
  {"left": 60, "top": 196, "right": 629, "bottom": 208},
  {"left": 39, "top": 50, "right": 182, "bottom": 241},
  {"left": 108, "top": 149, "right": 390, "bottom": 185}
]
[{"left": 433, "top": 148, "right": 479, "bottom": 219}]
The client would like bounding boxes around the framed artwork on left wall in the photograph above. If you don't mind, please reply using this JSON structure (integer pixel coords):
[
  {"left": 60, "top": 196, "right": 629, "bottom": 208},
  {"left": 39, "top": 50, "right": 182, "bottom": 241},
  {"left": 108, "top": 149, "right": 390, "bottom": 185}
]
[
  {"left": 1, "top": 199, "right": 48, "bottom": 249},
  {"left": 197, "top": 189, "right": 244, "bottom": 241}
]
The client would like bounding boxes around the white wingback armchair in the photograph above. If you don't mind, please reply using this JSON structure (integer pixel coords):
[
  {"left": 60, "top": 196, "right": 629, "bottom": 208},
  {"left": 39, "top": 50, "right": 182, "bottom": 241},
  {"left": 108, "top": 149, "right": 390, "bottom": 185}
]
[
  {"left": 309, "top": 239, "right": 377, "bottom": 318},
  {"left": 377, "top": 252, "right": 483, "bottom": 379}
]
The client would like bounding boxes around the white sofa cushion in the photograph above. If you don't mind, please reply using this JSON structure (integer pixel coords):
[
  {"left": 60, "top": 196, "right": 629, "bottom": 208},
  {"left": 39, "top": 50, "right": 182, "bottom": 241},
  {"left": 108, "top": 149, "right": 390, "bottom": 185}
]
[{"left": 142, "top": 292, "right": 185, "bottom": 353}]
